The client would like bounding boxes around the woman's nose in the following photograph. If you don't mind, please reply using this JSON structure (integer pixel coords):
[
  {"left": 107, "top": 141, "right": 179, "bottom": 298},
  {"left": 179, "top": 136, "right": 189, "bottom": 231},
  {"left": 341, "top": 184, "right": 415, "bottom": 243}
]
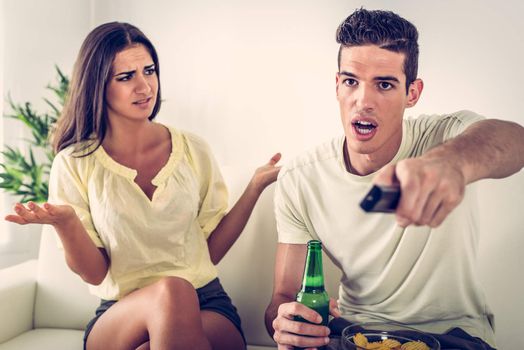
[{"left": 135, "top": 74, "right": 152, "bottom": 94}]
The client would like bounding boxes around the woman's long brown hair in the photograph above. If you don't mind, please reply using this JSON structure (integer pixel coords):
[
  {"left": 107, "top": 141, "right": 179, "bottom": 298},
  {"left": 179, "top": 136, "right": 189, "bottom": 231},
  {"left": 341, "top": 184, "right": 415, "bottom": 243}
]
[{"left": 52, "top": 22, "right": 162, "bottom": 156}]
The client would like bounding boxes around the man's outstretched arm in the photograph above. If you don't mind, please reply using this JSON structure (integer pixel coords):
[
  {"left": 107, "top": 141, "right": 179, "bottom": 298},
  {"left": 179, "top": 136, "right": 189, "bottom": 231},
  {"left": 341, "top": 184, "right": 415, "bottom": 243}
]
[{"left": 375, "top": 119, "right": 524, "bottom": 227}]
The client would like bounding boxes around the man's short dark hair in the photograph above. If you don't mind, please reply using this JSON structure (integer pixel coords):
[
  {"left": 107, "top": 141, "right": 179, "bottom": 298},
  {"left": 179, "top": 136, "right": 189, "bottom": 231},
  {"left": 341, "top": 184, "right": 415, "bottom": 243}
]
[{"left": 336, "top": 8, "right": 419, "bottom": 92}]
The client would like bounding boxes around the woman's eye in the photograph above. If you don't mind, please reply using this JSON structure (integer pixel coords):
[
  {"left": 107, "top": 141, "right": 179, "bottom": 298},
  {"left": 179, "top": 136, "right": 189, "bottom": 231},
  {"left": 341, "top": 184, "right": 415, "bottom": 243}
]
[
  {"left": 344, "top": 78, "right": 358, "bottom": 86},
  {"left": 378, "top": 82, "right": 393, "bottom": 90},
  {"left": 145, "top": 67, "right": 156, "bottom": 75},
  {"left": 116, "top": 74, "right": 132, "bottom": 82}
]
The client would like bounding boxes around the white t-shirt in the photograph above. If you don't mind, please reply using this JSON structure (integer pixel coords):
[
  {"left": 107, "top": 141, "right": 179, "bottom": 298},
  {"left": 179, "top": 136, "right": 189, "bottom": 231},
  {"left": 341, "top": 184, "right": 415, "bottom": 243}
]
[
  {"left": 275, "top": 111, "right": 496, "bottom": 347},
  {"left": 48, "top": 125, "right": 228, "bottom": 300}
]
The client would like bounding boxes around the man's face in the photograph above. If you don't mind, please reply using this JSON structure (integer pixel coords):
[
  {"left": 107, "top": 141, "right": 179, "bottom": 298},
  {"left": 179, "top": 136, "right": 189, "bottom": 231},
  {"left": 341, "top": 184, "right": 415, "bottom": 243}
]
[{"left": 336, "top": 45, "right": 420, "bottom": 159}]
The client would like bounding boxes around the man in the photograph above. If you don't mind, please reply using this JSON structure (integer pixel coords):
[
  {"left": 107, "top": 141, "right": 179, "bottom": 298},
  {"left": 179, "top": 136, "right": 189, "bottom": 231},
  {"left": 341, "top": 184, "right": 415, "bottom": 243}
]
[{"left": 264, "top": 8, "right": 524, "bottom": 350}]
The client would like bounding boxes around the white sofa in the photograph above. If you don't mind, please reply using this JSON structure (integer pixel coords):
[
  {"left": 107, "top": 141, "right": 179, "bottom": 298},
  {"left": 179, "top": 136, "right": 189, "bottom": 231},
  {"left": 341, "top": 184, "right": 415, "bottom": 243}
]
[
  {"left": 1, "top": 165, "right": 522, "bottom": 350},
  {"left": 0, "top": 166, "right": 341, "bottom": 350}
]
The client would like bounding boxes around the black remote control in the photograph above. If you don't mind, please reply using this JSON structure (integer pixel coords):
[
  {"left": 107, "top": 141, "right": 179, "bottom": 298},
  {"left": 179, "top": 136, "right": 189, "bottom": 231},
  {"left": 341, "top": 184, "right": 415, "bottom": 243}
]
[{"left": 360, "top": 185, "right": 401, "bottom": 213}]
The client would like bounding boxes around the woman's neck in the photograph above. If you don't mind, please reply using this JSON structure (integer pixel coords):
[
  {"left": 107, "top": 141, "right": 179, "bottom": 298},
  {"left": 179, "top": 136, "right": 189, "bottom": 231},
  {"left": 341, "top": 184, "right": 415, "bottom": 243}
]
[{"left": 102, "top": 119, "right": 160, "bottom": 157}]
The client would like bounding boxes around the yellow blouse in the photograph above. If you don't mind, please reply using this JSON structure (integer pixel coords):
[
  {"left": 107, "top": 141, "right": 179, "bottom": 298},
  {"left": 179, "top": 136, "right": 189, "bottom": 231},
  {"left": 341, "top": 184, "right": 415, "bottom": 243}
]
[{"left": 48, "top": 125, "right": 228, "bottom": 300}]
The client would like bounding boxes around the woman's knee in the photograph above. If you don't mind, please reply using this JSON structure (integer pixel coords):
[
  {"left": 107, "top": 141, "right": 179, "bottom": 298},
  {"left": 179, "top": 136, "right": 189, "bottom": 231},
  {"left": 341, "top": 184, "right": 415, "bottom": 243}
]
[{"left": 152, "top": 276, "right": 198, "bottom": 307}]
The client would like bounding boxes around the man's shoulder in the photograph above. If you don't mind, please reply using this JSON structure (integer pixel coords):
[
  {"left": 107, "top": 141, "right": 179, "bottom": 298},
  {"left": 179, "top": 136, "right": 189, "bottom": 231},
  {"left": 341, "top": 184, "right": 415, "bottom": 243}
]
[
  {"left": 404, "top": 110, "right": 485, "bottom": 127},
  {"left": 279, "top": 135, "right": 344, "bottom": 180}
]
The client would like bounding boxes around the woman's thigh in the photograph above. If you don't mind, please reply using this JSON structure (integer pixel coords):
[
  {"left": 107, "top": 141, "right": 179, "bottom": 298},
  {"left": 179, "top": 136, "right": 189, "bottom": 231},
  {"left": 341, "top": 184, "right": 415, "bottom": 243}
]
[
  {"left": 133, "top": 311, "right": 245, "bottom": 350},
  {"left": 86, "top": 277, "right": 203, "bottom": 350},
  {"left": 201, "top": 310, "right": 245, "bottom": 350}
]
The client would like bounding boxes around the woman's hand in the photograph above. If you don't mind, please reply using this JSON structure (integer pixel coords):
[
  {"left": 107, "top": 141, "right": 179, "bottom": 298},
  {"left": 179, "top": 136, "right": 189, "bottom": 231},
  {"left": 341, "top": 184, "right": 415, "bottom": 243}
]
[
  {"left": 5, "top": 201, "right": 76, "bottom": 228},
  {"left": 249, "top": 153, "right": 282, "bottom": 194}
]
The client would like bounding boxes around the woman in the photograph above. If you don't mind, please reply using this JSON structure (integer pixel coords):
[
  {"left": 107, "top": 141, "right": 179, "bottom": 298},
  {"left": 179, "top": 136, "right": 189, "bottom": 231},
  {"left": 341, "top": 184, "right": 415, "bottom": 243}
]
[{"left": 5, "top": 22, "right": 280, "bottom": 350}]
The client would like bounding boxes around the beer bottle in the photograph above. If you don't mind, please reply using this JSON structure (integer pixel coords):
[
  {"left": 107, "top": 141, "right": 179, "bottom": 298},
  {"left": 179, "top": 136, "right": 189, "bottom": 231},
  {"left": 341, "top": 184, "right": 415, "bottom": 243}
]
[{"left": 294, "top": 240, "right": 330, "bottom": 349}]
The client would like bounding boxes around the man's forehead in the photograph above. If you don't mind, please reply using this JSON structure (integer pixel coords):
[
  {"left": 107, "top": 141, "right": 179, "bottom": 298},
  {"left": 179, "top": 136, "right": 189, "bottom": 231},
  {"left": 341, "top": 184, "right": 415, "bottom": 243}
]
[{"left": 339, "top": 45, "right": 405, "bottom": 77}]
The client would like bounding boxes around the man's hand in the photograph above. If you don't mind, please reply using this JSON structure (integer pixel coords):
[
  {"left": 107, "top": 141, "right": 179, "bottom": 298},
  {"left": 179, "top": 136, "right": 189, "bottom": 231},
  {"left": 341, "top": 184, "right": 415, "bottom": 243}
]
[
  {"left": 272, "top": 298, "right": 340, "bottom": 349},
  {"left": 374, "top": 155, "right": 466, "bottom": 228}
]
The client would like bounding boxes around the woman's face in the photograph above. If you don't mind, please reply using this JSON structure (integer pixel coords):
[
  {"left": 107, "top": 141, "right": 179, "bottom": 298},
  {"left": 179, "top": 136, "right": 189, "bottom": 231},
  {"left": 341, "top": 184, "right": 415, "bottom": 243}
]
[{"left": 105, "top": 44, "right": 158, "bottom": 124}]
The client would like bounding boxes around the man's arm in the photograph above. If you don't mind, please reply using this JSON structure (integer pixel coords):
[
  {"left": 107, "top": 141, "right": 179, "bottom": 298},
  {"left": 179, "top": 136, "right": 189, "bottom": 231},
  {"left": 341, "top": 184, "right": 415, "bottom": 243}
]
[
  {"left": 264, "top": 243, "right": 332, "bottom": 349},
  {"left": 375, "top": 119, "right": 524, "bottom": 227}
]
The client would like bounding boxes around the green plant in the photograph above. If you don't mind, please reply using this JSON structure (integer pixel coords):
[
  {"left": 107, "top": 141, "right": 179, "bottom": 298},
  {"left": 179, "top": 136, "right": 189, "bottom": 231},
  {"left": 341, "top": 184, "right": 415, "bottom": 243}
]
[{"left": 0, "top": 66, "right": 69, "bottom": 203}]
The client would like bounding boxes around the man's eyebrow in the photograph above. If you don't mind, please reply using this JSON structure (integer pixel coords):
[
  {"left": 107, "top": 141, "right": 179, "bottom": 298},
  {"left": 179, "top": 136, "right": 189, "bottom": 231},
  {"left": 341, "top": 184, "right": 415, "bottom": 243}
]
[
  {"left": 338, "top": 71, "right": 400, "bottom": 84},
  {"left": 338, "top": 71, "right": 358, "bottom": 78},
  {"left": 374, "top": 75, "right": 400, "bottom": 83}
]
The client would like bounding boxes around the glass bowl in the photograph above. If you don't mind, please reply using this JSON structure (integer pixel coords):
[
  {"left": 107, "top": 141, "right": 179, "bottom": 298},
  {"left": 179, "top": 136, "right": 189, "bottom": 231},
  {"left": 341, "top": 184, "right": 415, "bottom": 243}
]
[{"left": 341, "top": 321, "right": 441, "bottom": 350}]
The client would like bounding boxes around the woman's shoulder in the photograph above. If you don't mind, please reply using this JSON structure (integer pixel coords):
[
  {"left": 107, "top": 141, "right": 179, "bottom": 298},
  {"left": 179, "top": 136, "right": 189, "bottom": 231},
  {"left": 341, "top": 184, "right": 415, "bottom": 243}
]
[
  {"left": 53, "top": 140, "right": 99, "bottom": 166},
  {"left": 164, "top": 125, "right": 212, "bottom": 155}
]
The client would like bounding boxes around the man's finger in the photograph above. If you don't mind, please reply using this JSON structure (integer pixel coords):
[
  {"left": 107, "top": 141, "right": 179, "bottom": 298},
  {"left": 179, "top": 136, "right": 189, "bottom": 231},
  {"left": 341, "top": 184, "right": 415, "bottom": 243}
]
[
  {"left": 429, "top": 203, "right": 453, "bottom": 228},
  {"left": 279, "top": 302, "right": 322, "bottom": 324},
  {"left": 329, "top": 298, "right": 341, "bottom": 318},
  {"left": 418, "top": 191, "right": 442, "bottom": 226},
  {"left": 275, "top": 330, "right": 330, "bottom": 349},
  {"left": 373, "top": 163, "right": 399, "bottom": 187}
]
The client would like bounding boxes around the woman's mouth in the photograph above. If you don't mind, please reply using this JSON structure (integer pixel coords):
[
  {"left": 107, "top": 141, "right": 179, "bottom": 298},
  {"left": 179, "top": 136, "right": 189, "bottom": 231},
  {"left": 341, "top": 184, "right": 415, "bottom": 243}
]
[{"left": 133, "top": 97, "right": 152, "bottom": 107}]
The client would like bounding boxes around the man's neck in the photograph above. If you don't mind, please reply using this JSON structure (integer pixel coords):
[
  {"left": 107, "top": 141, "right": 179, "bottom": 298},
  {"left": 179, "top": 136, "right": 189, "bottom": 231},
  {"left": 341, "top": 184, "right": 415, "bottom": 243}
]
[{"left": 343, "top": 138, "right": 401, "bottom": 176}]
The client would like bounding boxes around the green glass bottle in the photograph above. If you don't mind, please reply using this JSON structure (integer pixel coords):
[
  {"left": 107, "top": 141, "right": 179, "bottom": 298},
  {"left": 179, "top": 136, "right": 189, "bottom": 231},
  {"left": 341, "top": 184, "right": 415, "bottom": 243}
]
[{"left": 294, "top": 240, "right": 330, "bottom": 350}]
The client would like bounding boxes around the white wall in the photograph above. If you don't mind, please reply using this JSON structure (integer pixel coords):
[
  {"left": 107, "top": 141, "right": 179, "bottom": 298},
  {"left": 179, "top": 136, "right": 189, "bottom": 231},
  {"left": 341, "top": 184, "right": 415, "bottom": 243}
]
[
  {"left": 0, "top": 0, "right": 5, "bottom": 243},
  {"left": 0, "top": 0, "right": 91, "bottom": 267},
  {"left": 1, "top": 1, "right": 523, "bottom": 348}
]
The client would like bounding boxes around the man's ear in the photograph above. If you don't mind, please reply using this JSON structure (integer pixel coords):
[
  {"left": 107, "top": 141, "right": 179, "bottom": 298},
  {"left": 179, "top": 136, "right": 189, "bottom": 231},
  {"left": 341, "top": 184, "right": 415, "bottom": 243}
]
[
  {"left": 335, "top": 72, "right": 341, "bottom": 99},
  {"left": 406, "top": 78, "right": 424, "bottom": 108}
]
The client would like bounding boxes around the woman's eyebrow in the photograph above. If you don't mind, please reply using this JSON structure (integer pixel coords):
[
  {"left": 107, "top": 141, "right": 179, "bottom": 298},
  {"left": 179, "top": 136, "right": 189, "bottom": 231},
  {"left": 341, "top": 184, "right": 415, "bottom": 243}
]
[{"left": 114, "top": 69, "right": 135, "bottom": 77}]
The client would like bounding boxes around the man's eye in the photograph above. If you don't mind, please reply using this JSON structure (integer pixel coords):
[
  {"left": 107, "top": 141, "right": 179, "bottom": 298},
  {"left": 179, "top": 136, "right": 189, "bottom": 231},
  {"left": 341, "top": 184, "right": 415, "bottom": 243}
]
[
  {"left": 344, "top": 79, "right": 358, "bottom": 87},
  {"left": 378, "top": 82, "right": 393, "bottom": 90}
]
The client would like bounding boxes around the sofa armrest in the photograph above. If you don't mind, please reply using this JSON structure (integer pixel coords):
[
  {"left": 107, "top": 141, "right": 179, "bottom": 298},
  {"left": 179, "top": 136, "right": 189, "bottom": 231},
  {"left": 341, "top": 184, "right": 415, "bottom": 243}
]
[{"left": 0, "top": 260, "right": 37, "bottom": 343}]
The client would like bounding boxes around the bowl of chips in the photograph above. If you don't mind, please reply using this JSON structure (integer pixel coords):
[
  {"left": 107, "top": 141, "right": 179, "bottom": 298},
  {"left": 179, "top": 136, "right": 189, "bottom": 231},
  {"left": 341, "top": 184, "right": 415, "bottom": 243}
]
[{"left": 341, "top": 321, "right": 440, "bottom": 350}]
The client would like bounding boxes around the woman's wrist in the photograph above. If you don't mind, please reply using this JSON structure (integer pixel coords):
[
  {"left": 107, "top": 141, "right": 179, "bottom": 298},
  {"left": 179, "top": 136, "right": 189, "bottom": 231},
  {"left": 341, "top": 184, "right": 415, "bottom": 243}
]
[{"left": 53, "top": 210, "right": 80, "bottom": 233}]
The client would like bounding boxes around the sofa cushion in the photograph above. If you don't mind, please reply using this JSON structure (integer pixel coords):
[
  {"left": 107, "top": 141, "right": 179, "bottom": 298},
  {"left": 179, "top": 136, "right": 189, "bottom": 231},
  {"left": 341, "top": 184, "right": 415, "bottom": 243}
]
[
  {"left": 0, "top": 329, "right": 83, "bottom": 350},
  {"left": 34, "top": 226, "right": 99, "bottom": 330},
  {"left": 0, "top": 328, "right": 275, "bottom": 350}
]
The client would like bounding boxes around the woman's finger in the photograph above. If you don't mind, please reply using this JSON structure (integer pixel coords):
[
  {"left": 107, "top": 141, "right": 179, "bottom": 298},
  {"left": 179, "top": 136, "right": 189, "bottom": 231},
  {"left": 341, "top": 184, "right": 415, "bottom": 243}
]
[
  {"left": 269, "top": 152, "right": 282, "bottom": 165},
  {"left": 4, "top": 214, "right": 29, "bottom": 225}
]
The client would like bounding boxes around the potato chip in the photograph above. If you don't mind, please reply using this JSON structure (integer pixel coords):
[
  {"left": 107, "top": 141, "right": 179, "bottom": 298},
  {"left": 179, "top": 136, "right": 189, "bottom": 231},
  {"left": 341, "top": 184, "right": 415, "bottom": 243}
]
[
  {"left": 354, "top": 332, "right": 368, "bottom": 348},
  {"left": 400, "top": 340, "right": 430, "bottom": 350},
  {"left": 381, "top": 338, "right": 402, "bottom": 349},
  {"left": 350, "top": 332, "right": 428, "bottom": 350}
]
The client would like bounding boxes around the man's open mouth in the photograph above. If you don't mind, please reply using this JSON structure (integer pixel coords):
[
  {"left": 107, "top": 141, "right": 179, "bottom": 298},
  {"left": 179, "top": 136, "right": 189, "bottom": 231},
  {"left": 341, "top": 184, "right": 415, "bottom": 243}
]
[{"left": 352, "top": 120, "right": 377, "bottom": 135}]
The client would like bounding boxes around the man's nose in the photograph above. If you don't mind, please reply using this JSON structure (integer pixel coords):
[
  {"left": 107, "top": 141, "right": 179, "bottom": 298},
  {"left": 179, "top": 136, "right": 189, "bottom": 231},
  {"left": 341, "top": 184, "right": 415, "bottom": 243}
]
[{"left": 354, "top": 84, "right": 376, "bottom": 111}]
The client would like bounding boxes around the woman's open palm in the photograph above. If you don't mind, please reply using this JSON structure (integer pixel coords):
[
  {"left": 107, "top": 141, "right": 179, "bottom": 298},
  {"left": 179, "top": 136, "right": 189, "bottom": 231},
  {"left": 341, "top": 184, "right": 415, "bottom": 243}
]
[{"left": 5, "top": 202, "right": 75, "bottom": 226}]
